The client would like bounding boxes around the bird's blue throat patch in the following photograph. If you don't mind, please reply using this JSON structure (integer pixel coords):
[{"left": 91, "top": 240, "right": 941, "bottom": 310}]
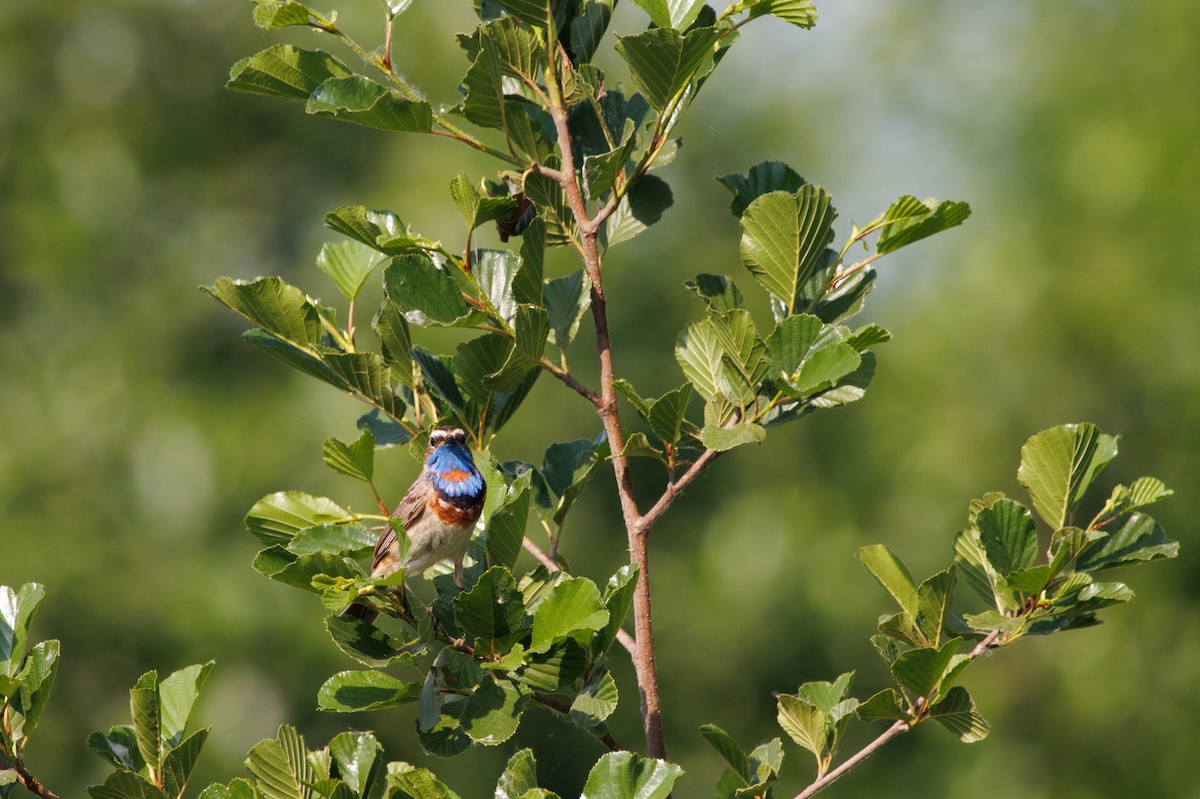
[{"left": 427, "top": 443, "right": 484, "bottom": 499}]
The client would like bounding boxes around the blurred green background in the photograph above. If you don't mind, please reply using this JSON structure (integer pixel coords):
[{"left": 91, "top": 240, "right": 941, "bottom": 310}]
[{"left": 2, "top": 1, "right": 1197, "bottom": 796}]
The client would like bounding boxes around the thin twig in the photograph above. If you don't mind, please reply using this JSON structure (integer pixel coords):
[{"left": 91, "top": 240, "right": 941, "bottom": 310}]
[
  {"left": 636, "top": 448, "right": 721, "bottom": 535},
  {"left": 792, "top": 721, "right": 910, "bottom": 799},
  {"left": 0, "top": 743, "right": 61, "bottom": 799}
]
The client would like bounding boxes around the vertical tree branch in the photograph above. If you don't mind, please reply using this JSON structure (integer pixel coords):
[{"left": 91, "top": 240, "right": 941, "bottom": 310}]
[{"left": 543, "top": 53, "right": 668, "bottom": 758}]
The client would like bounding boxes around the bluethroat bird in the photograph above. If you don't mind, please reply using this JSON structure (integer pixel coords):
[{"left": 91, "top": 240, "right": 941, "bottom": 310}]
[{"left": 343, "top": 425, "right": 486, "bottom": 622}]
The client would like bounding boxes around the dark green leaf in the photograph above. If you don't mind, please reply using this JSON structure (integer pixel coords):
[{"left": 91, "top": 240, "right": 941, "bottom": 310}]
[
  {"left": 87, "top": 772, "right": 167, "bottom": 799},
  {"left": 699, "top": 422, "right": 765, "bottom": 451},
  {"left": 523, "top": 170, "right": 577, "bottom": 247},
  {"left": 604, "top": 175, "right": 673, "bottom": 246},
  {"left": 130, "top": 671, "right": 161, "bottom": 781},
  {"left": 86, "top": 725, "right": 145, "bottom": 773},
  {"left": 244, "top": 489, "right": 352, "bottom": 544},
  {"left": 253, "top": 546, "right": 363, "bottom": 592},
  {"left": 647, "top": 384, "right": 693, "bottom": 445},
  {"left": 450, "top": 174, "right": 520, "bottom": 233},
  {"left": 198, "top": 778, "right": 257, "bottom": 799},
  {"left": 717, "top": 161, "right": 806, "bottom": 217},
  {"left": 976, "top": 498, "right": 1038, "bottom": 577},
  {"left": 318, "top": 670, "right": 421, "bottom": 713},
  {"left": 580, "top": 751, "right": 684, "bottom": 799},
  {"left": 916, "top": 568, "right": 956, "bottom": 648},
  {"left": 614, "top": 25, "right": 717, "bottom": 111},
  {"left": 529, "top": 577, "right": 608, "bottom": 653},
  {"left": 516, "top": 640, "right": 586, "bottom": 692},
  {"left": 856, "top": 689, "right": 908, "bottom": 723},
  {"left": 325, "top": 615, "right": 421, "bottom": 668},
  {"left": 8, "top": 639, "right": 59, "bottom": 747},
  {"left": 876, "top": 196, "right": 971, "bottom": 255},
  {"left": 325, "top": 205, "right": 437, "bottom": 256},
  {"left": 746, "top": 0, "right": 817, "bottom": 28},
  {"left": 322, "top": 430, "right": 375, "bottom": 482},
  {"left": 453, "top": 567, "right": 527, "bottom": 653},
  {"left": 699, "top": 725, "right": 751, "bottom": 782},
  {"left": 307, "top": 75, "right": 433, "bottom": 132},
  {"left": 685, "top": 273, "right": 744, "bottom": 313},
  {"left": 357, "top": 408, "right": 412, "bottom": 447},
  {"left": 1078, "top": 512, "right": 1179, "bottom": 571},
  {"left": 927, "top": 686, "right": 988, "bottom": 742},
  {"left": 461, "top": 677, "right": 528, "bottom": 745},
  {"left": 227, "top": 45, "right": 351, "bottom": 99},
  {"left": 384, "top": 254, "right": 473, "bottom": 327},
  {"left": 890, "top": 638, "right": 961, "bottom": 698},
  {"left": 544, "top": 270, "right": 591, "bottom": 348},
  {"left": 161, "top": 727, "right": 210, "bottom": 799},
  {"left": 203, "top": 276, "right": 321, "bottom": 347}
]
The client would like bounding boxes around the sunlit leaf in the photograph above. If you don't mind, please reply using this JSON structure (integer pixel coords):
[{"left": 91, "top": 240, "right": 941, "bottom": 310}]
[
  {"left": 580, "top": 751, "right": 684, "bottom": 799},
  {"left": 227, "top": 45, "right": 351, "bottom": 99},
  {"left": 717, "top": 161, "right": 806, "bottom": 217},
  {"left": 307, "top": 75, "right": 434, "bottom": 132},
  {"left": 740, "top": 186, "right": 837, "bottom": 315},
  {"left": 875, "top": 196, "right": 971, "bottom": 255},
  {"left": 317, "top": 670, "right": 422, "bottom": 712}
]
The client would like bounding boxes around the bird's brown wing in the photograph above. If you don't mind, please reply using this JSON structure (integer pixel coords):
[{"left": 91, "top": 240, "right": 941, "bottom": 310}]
[{"left": 371, "top": 479, "right": 430, "bottom": 574}]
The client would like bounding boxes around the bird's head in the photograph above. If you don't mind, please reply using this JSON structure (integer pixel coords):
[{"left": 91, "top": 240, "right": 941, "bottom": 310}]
[{"left": 424, "top": 426, "right": 484, "bottom": 499}]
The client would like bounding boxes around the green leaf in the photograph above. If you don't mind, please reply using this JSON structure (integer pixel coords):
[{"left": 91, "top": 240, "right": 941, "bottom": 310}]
[
  {"left": 87, "top": 772, "right": 168, "bottom": 799},
  {"left": 647, "top": 385, "right": 693, "bottom": 445},
  {"left": 627, "top": 0, "right": 703, "bottom": 29},
  {"left": 675, "top": 317, "right": 725, "bottom": 401},
  {"left": 253, "top": 546, "right": 364, "bottom": 592},
  {"left": 856, "top": 544, "right": 920, "bottom": 620},
  {"left": 1077, "top": 512, "right": 1179, "bottom": 571},
  {"left": 604, "top": 175, "right": 673, "bottom": 246},
  {"left": 0, "top": 583, "right": 44, "bottom": 680},
  {"left": 227, "top": 45, "right": 351, "bottom": 99},
  {"left": 570, "top": 669, "right": 619, "bottom": 727},
  {"left": 746, "top": 0, "right": 817, "bottom": 28},
  {"left": 306, "top": 75, "right": 433, "bottom": 132},
  {"left": 8, "top": 639, "right": 60, "bottom": 748},
  {"left": 318, "top": 241, "right": 385, "bottom": 302},
  {"left": 685, "top": 273, "right": 744, "bottom": 313},
  {"left": 875, "top": 196, "right": 971, "bottom": 255},
  {"left": 252, "top": 1, "right": 317, "bottom": 29},
  {"left": 317, "top": 670, "right": 422, "bottom": 712},
  {"left": 775, "top": 694, "right": 825, "bottom": 762},
  {"left": 461, "top": 677, "right": 528, "bottom": 745},
  {"left": 516, "top": 640, "right": 586, "bottom": 692},
  {"left": 450, "top": 174, "right": 520, "bottom": 234},
  {"left": 614, "top": 25, "right": 715, "bottom": 110},
  {"left": 916, "top": 568, "right": 956, "bottom": 648},
  {"left": 533, "top": 435, "right": 609, "bottom": 526},
  {"left": 330, "top": 731, "right": 383, "bottom": 799},
  {"left": 485, "top": 488, "right": 529, "bottom": 571},
  {"left": 890, "top": 638, "right": 961, "bottom": 698},
  {"left": 523, "top": 170, "right": 577, "bottom": 247},
  {"left": 529, "top": 577, "right": 609, "bottom": 653},
  {"left": 580, "top": 751, "right": 684, "bottom": 799},
  {"left": 161, "top": 727, "right": 210, "bottom": 799},
  {"left": 856, "top": 689, "right": 908, "bottom": 723},
  {"left": 87, "top": 725, "right": 145, "bottom": 772},
  {"left": 452, "top": 567, "right": 527, "bottom": 653},
  {"left": 927, "top": 686, "right": 989, "bottom": 742},
  {"left": 544, "top": 270, "right": 591, "bottom": 348},
  {"left": 976, "top": 498, "right": 1038, "bottom": 577},
  {"left": 245, "top": 726, "right": 316, "bottom": 799},
  {"left": 322, "top": 430, "right": 376, "bottom": 483},
  {"left": 386, "top": 764, "right": 463, "bottom": 799},
  {"left": 384, "top": 254, "right": 473, "bottom": 327},
  {"left": 593, "top": 563, "right": 638, "bottom": 658},
  {"left": 717, "top": 161, "right": 806, "bottom": 217},
  {"left": 584, "top": 128, "right": 637, "bottom": 200},
  {"left": 130, "top": 671, "right": 162, "bottom": 782},
  {"left": 1017, "top": 423, "right": 1116, "bottom": 530},
  {"left": 496, "top": 0, "right": 554, "bottom": 29},
  {"left": 740, "top": 186, "right": 837, "bottom": 315},
  {"left": 197, "top": 778, "right": 256, "bottom": 799},
  {"left": 245, "top": 491, "right": 353, "bottom": 546},
  {"left": 699, "top": 422, "right": 765, "bottom": 451},
  {"left": 496, "top": 748, "right": 540, "bottom": 799},
  {"left": 325, "top": 615, "right": 420, "bottom": 668},
  {"left": 570, "top": 0, "right": 615, "bottom": 63},
  {"left": 325, "top": 205, "right": 438, "bottom": 256},
  {"left": 159, "top": 661, "right": 214, "bottom": 749},
  {"left": 204, "top": 276, "right": 321, "bottom": 347},
  {"left": 699, "top": 725, "right": 751, "bottom": 782}
]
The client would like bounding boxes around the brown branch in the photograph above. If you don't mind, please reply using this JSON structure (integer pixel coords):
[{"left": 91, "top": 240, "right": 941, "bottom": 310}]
[
  {"left": 0, "top": 744, "right": 61, "bottom": 799},
  {"left": 544, "top": 57, "right": 668, "bottom": 759},
  {"left": 792, "top": 721, "right": 910, "bottom": 799},
  {"left": 636, "top": 448, "right": 721, "bottom": 535},
  {"left": 539, "top": 357, "right": 602, "bottom": 407}
]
